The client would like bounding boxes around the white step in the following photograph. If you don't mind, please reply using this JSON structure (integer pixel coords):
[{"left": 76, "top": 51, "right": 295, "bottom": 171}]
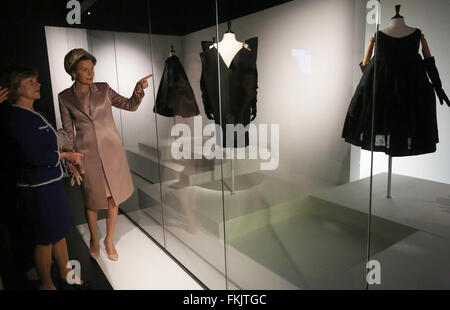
[{"left": 128, "top": 144, "right": 266, "bottom": 187}]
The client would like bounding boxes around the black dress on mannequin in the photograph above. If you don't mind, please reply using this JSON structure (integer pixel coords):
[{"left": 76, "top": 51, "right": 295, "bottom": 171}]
[
  {"left": 200, "top": 37, "right": 258, "bottom": 148},
  {"left": 342, "top": 29, "right": 448, "bottom": 156},
  {"left": 154, "top": 55, "right": 200, "bottom": 118}
]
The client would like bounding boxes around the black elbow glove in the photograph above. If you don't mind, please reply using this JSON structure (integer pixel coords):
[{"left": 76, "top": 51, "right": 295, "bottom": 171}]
[
  {"left": 250, "top": 109, "right": 257, "bottom": 121},
  {"left": 359, "top": 61, "right": 367, "bottom": 73},
  {"left": 424, "top": 57, "right": 450, "bottom": 107}
]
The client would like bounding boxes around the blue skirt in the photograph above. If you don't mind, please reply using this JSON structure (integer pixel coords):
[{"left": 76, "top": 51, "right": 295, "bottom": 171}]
[{"left": 18, "top": 180, "right": 74, "bottom": 245}]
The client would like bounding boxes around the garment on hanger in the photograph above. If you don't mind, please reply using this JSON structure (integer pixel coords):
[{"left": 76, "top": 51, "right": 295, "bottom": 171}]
[
  {"left": 200, "top": 37, "right": 258, "bottom": 148},
  {"left": 342, "top": 29, "right": 447, "bottom": 156},
  {"left": 154, "top": 55, "right": 200, "bottom": 118}
]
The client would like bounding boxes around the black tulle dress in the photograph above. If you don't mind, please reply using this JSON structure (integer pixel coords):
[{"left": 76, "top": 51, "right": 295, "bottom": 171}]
[{"left": 342, "top": 28, "right": 446, "bottom": 156}]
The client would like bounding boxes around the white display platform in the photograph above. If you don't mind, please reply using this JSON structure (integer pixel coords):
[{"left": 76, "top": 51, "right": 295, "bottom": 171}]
[
  {"left": 122, "top": 170, "right": 415, "bottom": 289},
  {"left": 121, "top": 160, "right": 450, "bottom": 289},
  {"left": 121, "top": 171, "right": 306, "bottom": 289},
  {"left": 123, "top": 208, "right": 298, "bottom": 290},
  {"left": 314, "top": 173, "right": 450, "bottom": 239},
  {"left": 76, "top": 215, "right": 203, "bottom": 290},
  {"left": 312, "top": 173, "right": 450, "bottom": 289},
  {"left": 126, "top": 141, "right": 270, "bottom": 187}
]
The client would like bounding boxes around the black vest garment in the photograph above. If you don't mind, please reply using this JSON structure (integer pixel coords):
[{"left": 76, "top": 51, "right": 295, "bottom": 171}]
[
  {"left": 153, "top": 55, "right": 200, "bottom": 118},
  {"left": 200, "top": 37, "right": 258, "bottom": 148}
]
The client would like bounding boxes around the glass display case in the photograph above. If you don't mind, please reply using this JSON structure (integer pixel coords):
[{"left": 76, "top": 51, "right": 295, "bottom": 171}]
[
  {"left": 41, "top": 0, "right": 450, "bottom": 289},
  {"left": 366, "top": 0, "right": 450, "bottom": 289}
]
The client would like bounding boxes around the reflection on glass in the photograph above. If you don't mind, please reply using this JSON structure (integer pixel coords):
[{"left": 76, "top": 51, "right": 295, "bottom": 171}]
[
  {"left": 148, "top": 0, "right": 227, "bottom": 289},
  {"left": 43, "top": 6, "right": 166, "bottom": 286},
  {"left": 291, "top": 49, "right": 312, "bottom": 74},
  {"left": 85, "top": 29, "right": 166, "bottom": 246},
  {"left": 44, "top": 0, "right": 449, "bottom": 290},
  {"left": 217, "top": 0, "right": 372, "bottom": 289}
]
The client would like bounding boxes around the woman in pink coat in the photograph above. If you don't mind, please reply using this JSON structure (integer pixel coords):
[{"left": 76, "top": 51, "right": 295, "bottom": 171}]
[{"left": 58, "top": 48, "right": 152, "bottom": 261}]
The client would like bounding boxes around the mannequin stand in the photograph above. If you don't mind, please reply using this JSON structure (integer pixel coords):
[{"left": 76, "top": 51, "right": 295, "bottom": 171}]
[
  {"left": 231, "top": 158, "right": 235, "bottom": 195},
  {"left": 387, "top": 155, "right": 392, "bottom": 198},
  {"left": 222, "top": 150, "right": 236, "bottom": 195}
]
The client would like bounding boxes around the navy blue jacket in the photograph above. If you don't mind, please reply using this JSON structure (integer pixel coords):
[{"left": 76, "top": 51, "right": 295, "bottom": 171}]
[{"left": 7, "top": 105, "right": 63, "bottom": 187}]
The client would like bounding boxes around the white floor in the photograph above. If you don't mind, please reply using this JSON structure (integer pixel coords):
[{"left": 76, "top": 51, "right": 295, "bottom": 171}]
[
  {"left": 314, "top": 172, "right": 450, "bottom": 238},
  {"left": 313, "top": 173, "right": 450, "bottom": 289},
  {"left": 75, "top": 172, "right": 450, "bottom": 289},
  {"left": 76, "top": 215, "right": 204, "bottom": 290}
]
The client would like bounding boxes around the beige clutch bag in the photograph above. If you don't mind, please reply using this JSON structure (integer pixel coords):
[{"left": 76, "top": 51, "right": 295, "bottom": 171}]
[{"left": 56, "top": 129, "right": 83, "bottom": 186}]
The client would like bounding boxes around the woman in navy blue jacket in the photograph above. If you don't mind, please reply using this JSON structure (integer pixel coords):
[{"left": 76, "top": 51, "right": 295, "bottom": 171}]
[{"left": 3, "top": 68, "right": 84, "bottom": 290}]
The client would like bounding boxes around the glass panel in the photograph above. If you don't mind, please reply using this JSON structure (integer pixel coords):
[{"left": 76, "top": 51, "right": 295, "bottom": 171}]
[
  {"left": 53, "top": 17, "right": 168, "bottom": 245},
  {"left": 148, "top": 0, "right": 226, "bottom": 289},
  {"left": 44, "top": 21, "right": 163, "bottom": 241},
  {"left": 103, "top": 27, "right": 166, "bottom": 245},
  {"left": 368, "top": 0, "right": 450, "bottom": 289},
  {"left": 217, "top": 0, "right": 373, "bottom": 289},
  {"left": 44, "top": 0, "right": 165, "bottom": 273}
]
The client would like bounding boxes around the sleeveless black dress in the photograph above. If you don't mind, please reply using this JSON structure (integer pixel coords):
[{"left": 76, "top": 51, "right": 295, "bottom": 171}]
[
  {"left": 200, "top": 37, "right": 258, "bottom": 148},
  {"left": 342, "top": 29, "right": 439, "bottom": 156}
]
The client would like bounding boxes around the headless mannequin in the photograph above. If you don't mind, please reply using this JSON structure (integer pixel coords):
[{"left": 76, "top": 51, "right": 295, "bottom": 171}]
[
  {"left": 381, "top": 16, "right": 416, "bottom": 38},
  {"left": 363, "top": 6, "right": 432, "bottom": 66},
  {"left": 210, "top": 32, "right": 246, "bottom": 68},
  {"left": 209, "top": 25, "right": 248, "bottom": 194},
  {"left": 361, "top": 6, "right": 434, "bottom": 198}
]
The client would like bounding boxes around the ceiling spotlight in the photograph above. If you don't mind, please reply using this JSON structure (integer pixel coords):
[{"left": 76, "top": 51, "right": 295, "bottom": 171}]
[{"left": 88, "top": 11, "right": 91, "bottom": 15}]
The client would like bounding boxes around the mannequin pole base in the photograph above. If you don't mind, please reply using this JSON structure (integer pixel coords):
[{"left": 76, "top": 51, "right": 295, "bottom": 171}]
[{"left": 386, "top": 155, "right": 392, "bottom": 199}]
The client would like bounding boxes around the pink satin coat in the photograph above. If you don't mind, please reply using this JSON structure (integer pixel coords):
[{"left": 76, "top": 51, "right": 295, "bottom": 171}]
[{"left": 58, "top": 82, "right": 144, "bottom": 210}]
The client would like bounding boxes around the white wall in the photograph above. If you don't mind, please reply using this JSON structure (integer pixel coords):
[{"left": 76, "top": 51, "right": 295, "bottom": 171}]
[
  {"left": 359, "top": 0, "right": 450, "bottom": 184},
  {"left": 180, "top": 0, "right": 363, "bottom": 186},
  {"left": 150, "top": 34, "right": 184, "bottom": 143},
  {"left": 45, "top": 27, "right": 157, "bottom": 150},
  {"left": 110, "top": 31, "right": 155, "bottom": 150},
  {"left": 85, "top": 30, "right": 123, "bottom": 138},
  {"left": 46, "top": 0, "right": 371, "bottom": 189},
  {"left": 44, "top": 26, "right": 89, "bottom": 129}
]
